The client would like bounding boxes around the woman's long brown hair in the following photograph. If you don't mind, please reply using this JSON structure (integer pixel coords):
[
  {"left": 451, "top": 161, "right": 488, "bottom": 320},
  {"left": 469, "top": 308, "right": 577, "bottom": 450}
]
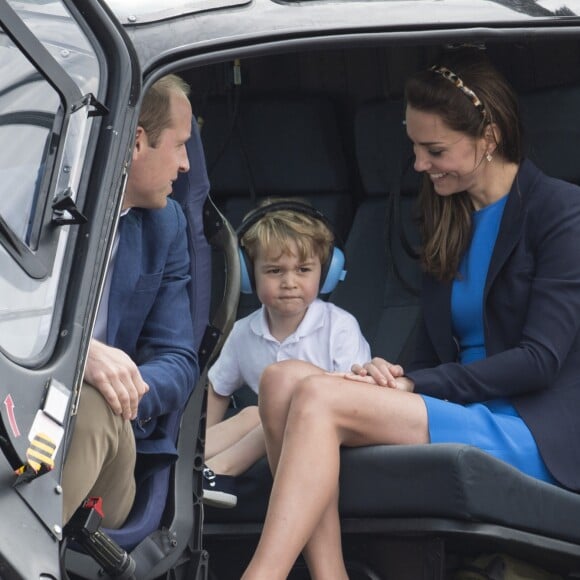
[{"left": 405, "top": 48, "right": 522, "bottom": 281}]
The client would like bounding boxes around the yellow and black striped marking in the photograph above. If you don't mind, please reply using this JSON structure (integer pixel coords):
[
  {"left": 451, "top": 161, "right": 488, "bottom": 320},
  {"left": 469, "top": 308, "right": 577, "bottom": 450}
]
[{"left": 25, "top": 432, "right": 56, "bottom": 473}]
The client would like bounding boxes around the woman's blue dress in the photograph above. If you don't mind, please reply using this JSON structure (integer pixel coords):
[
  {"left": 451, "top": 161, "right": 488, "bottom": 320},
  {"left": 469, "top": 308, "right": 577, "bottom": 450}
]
[{"left": 421, "top": 195, "right": 556, "bottom": 484}]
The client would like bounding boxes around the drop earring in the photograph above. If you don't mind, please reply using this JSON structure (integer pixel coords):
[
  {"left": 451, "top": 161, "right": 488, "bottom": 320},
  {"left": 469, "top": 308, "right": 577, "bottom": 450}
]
[{"left": 486, "top": 152, "right": 493, "bottom": 162}]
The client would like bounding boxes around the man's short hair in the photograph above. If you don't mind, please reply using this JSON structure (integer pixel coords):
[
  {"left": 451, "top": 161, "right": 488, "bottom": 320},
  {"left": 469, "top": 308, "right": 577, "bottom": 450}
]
[{"left": 139, "top": 74, "right": 191, "bottom": 147}]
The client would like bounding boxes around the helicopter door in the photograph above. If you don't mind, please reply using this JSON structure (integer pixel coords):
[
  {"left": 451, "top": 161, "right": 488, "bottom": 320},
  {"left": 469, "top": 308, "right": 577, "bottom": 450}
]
[{"left": 0, "top": 1, "right": 138, "bottom": 578}]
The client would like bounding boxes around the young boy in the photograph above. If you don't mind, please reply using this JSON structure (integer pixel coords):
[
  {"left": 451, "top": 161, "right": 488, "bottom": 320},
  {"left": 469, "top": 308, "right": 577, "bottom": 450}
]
[{"left": 203, "top": 199, "right": 370, "bottom": 508}]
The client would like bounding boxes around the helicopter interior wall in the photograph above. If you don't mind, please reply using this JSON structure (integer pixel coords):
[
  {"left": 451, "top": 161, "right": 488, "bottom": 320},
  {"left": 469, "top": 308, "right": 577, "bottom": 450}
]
[
  {"left": 177, "top": 38, "right": 580, "bottom": 578},
  {"left": 185, "top": 38, "right": 580, "bottom": 231},
  {"left": 183, "top": 37, "right": 580, "bottom": 342},
  {"left": 185, "top": 39, "right": 580, "bottom": 144}
]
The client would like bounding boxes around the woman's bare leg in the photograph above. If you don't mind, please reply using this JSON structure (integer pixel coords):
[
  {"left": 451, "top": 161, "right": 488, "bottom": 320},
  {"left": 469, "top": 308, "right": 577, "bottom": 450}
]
[
  {"left": 301, "top": 487, "right": 347, "bottom": 580},
  {"left": 257, "top": 360, "right": 348, "bottom": 579},
  {"left": 259, "top": 361, "right": 327, "bottom": 473},
  {"left": 242, "top": 365, "right": 428, "bottom": 579}
]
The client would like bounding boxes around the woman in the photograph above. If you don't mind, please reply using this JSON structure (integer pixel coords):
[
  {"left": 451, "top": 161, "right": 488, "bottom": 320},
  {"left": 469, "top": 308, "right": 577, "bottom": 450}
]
[{"left": 241, "top": 48, "right": 580, "bottom": 579}]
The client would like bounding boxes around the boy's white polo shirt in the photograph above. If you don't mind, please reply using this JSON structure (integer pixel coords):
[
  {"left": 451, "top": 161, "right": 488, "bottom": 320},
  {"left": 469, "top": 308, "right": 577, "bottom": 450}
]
[{"left": 209, "top": 298, "right": 370, "bottom": 397}]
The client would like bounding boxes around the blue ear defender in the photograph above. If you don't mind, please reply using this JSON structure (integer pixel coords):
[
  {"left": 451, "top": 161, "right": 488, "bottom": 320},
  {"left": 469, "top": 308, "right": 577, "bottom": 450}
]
[
  {"left": 239, "top": 246, "right": 254, "bottom": 295},
  {"left": 319, "top": 246, "right": 346, "bottom": 295},
  {"left": 236, "top": 201, "right": 347, "bottom": 295}
]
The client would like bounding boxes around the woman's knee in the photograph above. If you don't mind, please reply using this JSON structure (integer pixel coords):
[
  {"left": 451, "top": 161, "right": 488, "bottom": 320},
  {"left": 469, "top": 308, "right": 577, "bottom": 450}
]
[
  {"left": 261, "top": 360, "right": 314, "bottom": 391},
  {"left": 260, "top": 361, "right": 307, "bottom": 412},
  {"left": 260, "top": 360, "right": 326, "bottom": 402},
  {"left": 259, "top": 362, "right": 300, "bottom": 433},
  {"left": 291, "top": 375, "right": 336, "bottom": 417},
  {"left": 259, "top": 362, "right": 331, "bottom": 433}
]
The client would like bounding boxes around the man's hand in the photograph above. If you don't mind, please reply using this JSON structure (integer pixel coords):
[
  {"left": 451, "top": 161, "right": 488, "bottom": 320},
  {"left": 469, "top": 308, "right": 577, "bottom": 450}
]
[{"left": 84, "top": 339, "right": 149, "bottom": 420}]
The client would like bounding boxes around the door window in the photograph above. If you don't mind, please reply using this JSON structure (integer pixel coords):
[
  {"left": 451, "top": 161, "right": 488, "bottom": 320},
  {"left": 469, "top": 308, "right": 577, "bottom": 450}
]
[{"left": 0, "top": 0, "right": 101, "bottom": 361}]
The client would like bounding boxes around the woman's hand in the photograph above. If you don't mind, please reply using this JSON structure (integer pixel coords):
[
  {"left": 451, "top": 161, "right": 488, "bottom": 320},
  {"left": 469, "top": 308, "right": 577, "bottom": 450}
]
[
  {"left": 332, "top": 371, "right": 378, "bottom": 385},
  {"left": 349, "top": 357, "right": 405, "bottom": 389},
  {"left": 393, "top": 376, "right": 415, "bottom": 392}
]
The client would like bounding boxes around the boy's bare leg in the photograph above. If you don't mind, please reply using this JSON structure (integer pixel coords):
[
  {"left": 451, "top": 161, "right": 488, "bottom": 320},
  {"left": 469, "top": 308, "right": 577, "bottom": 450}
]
[
  {"left": 206, "top": 423, "right": 266, "bottom": 476},
  {"left": 206, "top": 362, "right": 317, "bottom": 478},
  {"left": 205, "top": 405, "right": 260, "bottom": 459}
]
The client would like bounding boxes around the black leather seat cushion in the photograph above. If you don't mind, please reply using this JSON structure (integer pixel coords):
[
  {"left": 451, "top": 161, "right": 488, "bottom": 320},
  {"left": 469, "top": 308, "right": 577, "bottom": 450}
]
[{"left": 205, "top": 443, "right": 580, "bottom": 547}]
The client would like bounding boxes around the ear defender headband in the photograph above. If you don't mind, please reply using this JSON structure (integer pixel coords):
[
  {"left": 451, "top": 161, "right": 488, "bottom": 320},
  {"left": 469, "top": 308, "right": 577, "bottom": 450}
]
[{"left": 236, "top": 201, "right": 346, "bottom": 295}]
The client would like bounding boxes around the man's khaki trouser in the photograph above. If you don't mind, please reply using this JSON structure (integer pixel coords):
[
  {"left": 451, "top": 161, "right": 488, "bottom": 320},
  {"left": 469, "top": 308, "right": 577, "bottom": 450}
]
[{"left": 61, "top": 384, "right": 136, "bottom": 528}]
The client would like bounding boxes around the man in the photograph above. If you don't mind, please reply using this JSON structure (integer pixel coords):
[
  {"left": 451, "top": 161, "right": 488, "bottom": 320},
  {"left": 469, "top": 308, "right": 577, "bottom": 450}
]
[{"left": 62, "top": 75, "right": 198, "bottom": 528}]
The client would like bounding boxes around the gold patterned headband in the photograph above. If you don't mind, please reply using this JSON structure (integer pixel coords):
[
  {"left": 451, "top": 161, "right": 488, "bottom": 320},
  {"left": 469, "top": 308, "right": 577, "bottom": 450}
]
[{"left": 430, "top": 65, "right": 486, "bottom": 119}]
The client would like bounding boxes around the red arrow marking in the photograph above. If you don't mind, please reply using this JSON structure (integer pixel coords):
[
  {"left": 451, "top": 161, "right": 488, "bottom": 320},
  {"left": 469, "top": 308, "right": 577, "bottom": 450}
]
[{"left": 3, "top": 395, "right": 21, "bottom": 437}]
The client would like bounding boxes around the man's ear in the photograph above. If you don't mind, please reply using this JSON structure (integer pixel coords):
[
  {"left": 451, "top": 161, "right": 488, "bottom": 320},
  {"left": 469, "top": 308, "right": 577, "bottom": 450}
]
[{"left": 133, "top": 126, "right": 147, "bottom": 160}]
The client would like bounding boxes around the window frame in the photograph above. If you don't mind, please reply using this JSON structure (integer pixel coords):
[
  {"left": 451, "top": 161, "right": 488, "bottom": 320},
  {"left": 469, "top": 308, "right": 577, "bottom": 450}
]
[{"left": 0, "top": 0, "right": 101, "bottom": 279}]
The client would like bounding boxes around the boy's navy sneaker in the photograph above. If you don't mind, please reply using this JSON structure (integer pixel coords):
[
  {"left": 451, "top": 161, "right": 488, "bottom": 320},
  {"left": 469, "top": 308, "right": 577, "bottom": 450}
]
[{"left": 202, "top": 465, "right": 238, "bottom": 508}]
